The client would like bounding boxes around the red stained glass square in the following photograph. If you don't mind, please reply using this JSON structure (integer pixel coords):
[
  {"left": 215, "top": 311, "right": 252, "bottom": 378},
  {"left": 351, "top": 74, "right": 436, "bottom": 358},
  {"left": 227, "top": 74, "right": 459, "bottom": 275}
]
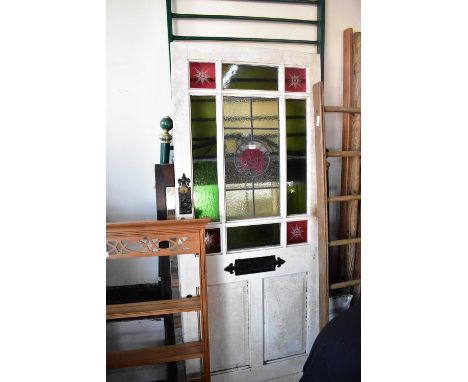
[
  {"left": 205, "top": 228, "right": 221, "bottom": 254},
  {"left": 190, "top": 62, "right": 216, "bottom": 89},
  {"left": 285, "top": 67, "right": 306, "bottom": 92},
  {"left": 287, "top": 220, "right": 308, "bottom": 244}
]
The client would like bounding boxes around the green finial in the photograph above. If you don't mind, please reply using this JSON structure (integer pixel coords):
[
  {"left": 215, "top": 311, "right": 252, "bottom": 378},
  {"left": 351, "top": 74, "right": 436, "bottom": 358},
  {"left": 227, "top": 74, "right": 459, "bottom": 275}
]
[
  {"left": 160, "top": 116, "right": 173, "bottom": 132},
  {"left": 160, "top": 116, "right": 173, "bottom": 164}
]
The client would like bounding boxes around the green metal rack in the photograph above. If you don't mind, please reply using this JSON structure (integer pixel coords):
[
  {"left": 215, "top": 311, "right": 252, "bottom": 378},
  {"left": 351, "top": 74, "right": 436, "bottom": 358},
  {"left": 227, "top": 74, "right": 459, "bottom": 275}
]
[{"left": 166, "top": 0, "right": 325, "bottom": 80}]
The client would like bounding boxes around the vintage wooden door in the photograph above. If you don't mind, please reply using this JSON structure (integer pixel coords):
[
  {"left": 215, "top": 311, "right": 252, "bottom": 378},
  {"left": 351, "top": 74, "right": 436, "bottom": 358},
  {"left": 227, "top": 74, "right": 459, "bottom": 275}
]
[{"left": 171, "top": 43, "right": 321, "bottom": 381}]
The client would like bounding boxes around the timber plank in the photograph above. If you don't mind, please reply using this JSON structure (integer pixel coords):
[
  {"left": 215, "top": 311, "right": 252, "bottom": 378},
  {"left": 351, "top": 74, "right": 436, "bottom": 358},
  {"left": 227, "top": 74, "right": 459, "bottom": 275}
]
[
  {"left": 107, "top": 341, "right": 203, "bottom": 369},
  {"left": 106, "top": 297, "right": 201, "bottom": 320}
]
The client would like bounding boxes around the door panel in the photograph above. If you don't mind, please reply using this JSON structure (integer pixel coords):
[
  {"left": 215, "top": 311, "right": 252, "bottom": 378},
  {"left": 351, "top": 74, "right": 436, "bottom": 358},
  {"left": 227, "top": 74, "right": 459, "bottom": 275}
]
[
  {"left": 208, "top": 282, "right": 250, "bottom": 372},
  {"left": 263, "top": 273, "right": 307, "bottom": 362}
]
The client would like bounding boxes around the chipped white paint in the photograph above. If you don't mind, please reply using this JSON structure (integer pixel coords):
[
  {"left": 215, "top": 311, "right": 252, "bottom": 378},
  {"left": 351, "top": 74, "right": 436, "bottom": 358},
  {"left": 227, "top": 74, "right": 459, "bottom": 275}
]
[
  {"left": 264, "top": 273, "right": 307, "bottom": 362},
  {"left": 171, "top": 43, "right": 320, "bottom": 381},
  {"left": 208, "top": 282, "right": 250, "bottom": 372}
]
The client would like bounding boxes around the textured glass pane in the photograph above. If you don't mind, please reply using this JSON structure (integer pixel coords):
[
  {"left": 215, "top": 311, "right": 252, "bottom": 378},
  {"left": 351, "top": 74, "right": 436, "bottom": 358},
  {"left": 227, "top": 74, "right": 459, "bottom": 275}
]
[
  {"left": 287, "top": 220, "right": 308, "bottom": 244},
  {"left": 222, "top": 64, "right": 278, "bottom": 91},
  {"left": 224, "top": 97, "right": 280, "bottom": 220},
  {"left": 286, "top": 99, "right": 307, "bottom": 215},
  {"left": 225, "top": 189, "right": 254, "bottom": 220},
  {"left": 205, "top": 228, "right": 221, "bottom": 254},
  {"left": 191, "top": 96, "right": 219, "bottom": 221},
  {"left": 285, "top": 67, "right": 306, "bottom": 92},
  {"left": 190, "top": 62, "right": 216, "bottom": 89},
  {"left": 227, "top": 223, "right": 280, "bottom": 251}
]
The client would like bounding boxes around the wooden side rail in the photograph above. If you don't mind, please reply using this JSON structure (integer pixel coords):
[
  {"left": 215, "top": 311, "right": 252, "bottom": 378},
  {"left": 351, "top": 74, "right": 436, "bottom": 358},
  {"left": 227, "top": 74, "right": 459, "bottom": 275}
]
[
  {"left": 328, "top": 195, "right": 361, "bottom": 202},
  {"left": 330, "top": 279, "right": 361, "bottom": 290},
  {"left": 326, "top": 150, "right": 361, "bottom": 157},
  {"left": 107, "top": 341, "right": 203, "bottom": 369},
  {"left": 107, "top": 297, "right": 201, "bottom": 320},
  {"left": 324, "top": 106, "right": 360, "bottom": 113},
  {"left": 106, "top": 219, "right": 210, "bottom": 259},
  {"left": 329, "top": 238, "right": 361, "bottom": 247}
]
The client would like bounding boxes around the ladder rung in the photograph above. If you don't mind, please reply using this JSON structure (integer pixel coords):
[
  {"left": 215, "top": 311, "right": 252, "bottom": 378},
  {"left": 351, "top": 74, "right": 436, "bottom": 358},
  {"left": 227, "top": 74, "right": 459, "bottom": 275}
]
[
  {"left": 329, "top": 279, "right": 361, "bottom": 290},
  {"left": 328, "top": 195, "right": 361, "bottom": 202},
  {"left": 324, "top": 106, "right": 360, "bottom": 113},
  {"left": 106, "top": 297, "right": 201, "bottom": 320},
  {"left": 107, "top": 341, "right": 203, "bottom": 369},
  {"left": 326, "top": 150, "right": 361, "bottom": 157},
  {"left": 329, "top": 238, "right": 361, "bottom": 247}
]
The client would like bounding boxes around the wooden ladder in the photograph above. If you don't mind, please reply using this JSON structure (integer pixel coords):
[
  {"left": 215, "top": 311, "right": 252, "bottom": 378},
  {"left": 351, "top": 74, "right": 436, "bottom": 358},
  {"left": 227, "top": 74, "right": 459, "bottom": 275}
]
[
  {"left": 313, "top": 81, "right": 361, "bottom": 329},
  {"left": 106, "top": 219, "right": 211, "bottom": 381}
]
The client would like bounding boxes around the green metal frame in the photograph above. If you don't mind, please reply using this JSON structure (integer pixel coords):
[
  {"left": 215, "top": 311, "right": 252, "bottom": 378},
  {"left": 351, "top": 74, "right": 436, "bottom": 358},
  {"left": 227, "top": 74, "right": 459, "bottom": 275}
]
[{"left": 166, "top": 0, "right": 325, "bottom": 80}]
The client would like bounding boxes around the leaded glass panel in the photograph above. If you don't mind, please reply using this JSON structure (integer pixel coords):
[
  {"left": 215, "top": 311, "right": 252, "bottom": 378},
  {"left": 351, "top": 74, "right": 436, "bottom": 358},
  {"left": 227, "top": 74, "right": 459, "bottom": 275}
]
[
  {"left": 227, "top": 223, "right": 281, "bottom": 251},
  {"left": 222, "top": 64, "right": 278, "bottom": 91},
  {"left": 191, "top": 96, "right": 219, "bottom": 221},
  {"left": 286, "top": 99, "right": 307, "bottom": 215},
  {"left": 224, "top": 97, "right": 280, "bottom": 221}
]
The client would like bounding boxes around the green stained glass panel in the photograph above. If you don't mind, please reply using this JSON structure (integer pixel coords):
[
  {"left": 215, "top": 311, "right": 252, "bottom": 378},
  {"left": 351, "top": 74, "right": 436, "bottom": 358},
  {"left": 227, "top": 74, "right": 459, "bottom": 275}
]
[
  {"left": 286, "top": 99, "right": 307, "bottom": 215},
  {"left": 227, "top": 223, "right": 281, "bottom": 251},
  {"left": 222, "top": 64, "right": 278, "bottom": 91},
  {"left": 191, "top": 96, "right": 219, "bottom": 221}
]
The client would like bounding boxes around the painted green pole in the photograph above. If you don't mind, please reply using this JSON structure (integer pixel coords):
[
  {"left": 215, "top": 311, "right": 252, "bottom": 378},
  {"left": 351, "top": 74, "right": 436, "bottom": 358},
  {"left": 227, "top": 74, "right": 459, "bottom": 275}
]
[{"left": 159, "top": 116, "right": 173, "bottom": 164}]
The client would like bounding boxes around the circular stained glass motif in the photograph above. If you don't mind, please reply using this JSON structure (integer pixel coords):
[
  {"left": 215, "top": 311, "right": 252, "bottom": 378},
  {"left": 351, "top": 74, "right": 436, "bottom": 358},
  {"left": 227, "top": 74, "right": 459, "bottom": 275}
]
[{"left": 234, "top": 140, "right": 271, "bottom": 177}]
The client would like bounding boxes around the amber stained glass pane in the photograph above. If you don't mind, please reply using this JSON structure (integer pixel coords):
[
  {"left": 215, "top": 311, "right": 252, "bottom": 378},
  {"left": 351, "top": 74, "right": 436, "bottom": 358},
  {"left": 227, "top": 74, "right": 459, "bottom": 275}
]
[
  {"left": 191, "top": 96, "right": 219, "bottom": 221},
  {"left": 227, "top": 223, "right": 280, "bottom": 251},
  {"left": 224, "top": 97, "right": 280, "bottom": 220},
  {"left": 222, "top": 64, "right": 278, "bottom": 91},
  {"left": 286, "top": 99, "right": 307, "bottom": 215}
]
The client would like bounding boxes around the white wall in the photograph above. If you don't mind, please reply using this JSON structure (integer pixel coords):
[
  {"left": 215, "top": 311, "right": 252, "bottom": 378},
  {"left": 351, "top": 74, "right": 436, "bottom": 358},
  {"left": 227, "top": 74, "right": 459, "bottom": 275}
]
[
  {"left": 107, "top": 0, "right": 171, "bottom": 223},
  {"left": 106, "top": 0, "right": 360, "bottom": 281}
]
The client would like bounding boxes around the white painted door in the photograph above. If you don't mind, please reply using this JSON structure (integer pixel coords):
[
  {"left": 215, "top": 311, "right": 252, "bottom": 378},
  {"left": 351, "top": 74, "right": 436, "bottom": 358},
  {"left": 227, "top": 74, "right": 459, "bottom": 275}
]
[{"left": 171, "top": 43, "right": 321, "bottom": 382}]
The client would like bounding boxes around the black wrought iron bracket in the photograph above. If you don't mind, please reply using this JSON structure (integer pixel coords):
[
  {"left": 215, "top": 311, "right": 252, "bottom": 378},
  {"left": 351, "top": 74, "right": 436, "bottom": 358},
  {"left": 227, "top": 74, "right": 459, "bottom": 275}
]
[{"left": 224, "top": 255, "right": 285, "bottom": 276}]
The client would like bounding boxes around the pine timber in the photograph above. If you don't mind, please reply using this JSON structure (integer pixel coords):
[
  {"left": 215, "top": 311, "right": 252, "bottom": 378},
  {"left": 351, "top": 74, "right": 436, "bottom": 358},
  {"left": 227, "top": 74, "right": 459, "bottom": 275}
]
[
  {"left": 106, "top": 297, "right": 201, "bottom": 320},
  {"left": 107, "top": 341, "right": 204, "bottom": 369},
  {"left": 343, "top": 32, "right": 361, "bottom": 281},
  {"left": 329, "top": 279, "right": 361, "bottom": 290},
  {"left": 326, "top": 150, "right": 361, "bottom": 157},
  {"left": 329, "top": 238, "right": 361, "bottom": 247},
  {"left": 313, "top": 81, "right": 329, "bottom": 330},
  {"left": 338, "top": 28, "right": 354, "bottom": 259},
  {"left": 199, "top": 229, "right": 211, "bottom": 380},
  {"left": 324, "top": 106, "right": 360, "bottom": 113},
  {"left": 353, "top": 218, "right": 361, "bottom": 298},
  {"left": 106, "top": 219, "right": 211, "bottom": 381},
  {"left": 328, "top": 195, "right": 361, "bottom": 202}
]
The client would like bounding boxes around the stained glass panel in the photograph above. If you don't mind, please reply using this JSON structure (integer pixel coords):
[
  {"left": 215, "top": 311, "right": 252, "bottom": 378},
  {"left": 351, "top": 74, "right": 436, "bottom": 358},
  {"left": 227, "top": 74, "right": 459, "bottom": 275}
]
[
  {"left": 285, "top": 67, "right": 306, "bottom": 92},
  {"left": 222, "top": 64, "right": 278, "bottom": 91},
  {"left": 287, "top": 220, "right": 308, "bottom": 244},
  {"left": 190, "top": 62, "right": 216, "bottom": 89},
  {"left": 205, "top": 228, "right": 221, "bottom": 254},
  {"left": 191, "top": 96, "right": 219, "bottom": 221},
  {"left": 227, "top": 223, "right": 281, "bottom": 251},
  {"left": 224, "top": 97, "right": 280, "bottom": 220},
  {"left": 286, "top": 99, "right": 307, "bottom": 215}
]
